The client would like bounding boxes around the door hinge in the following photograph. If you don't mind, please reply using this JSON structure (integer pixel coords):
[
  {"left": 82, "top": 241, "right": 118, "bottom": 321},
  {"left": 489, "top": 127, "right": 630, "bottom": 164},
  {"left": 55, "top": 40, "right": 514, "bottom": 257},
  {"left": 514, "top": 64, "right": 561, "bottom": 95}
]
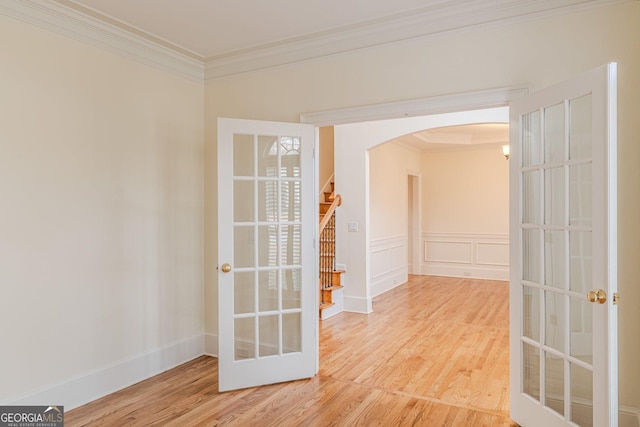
[{"left": 613, "top": 292, "right": 620, "bottom": 305}]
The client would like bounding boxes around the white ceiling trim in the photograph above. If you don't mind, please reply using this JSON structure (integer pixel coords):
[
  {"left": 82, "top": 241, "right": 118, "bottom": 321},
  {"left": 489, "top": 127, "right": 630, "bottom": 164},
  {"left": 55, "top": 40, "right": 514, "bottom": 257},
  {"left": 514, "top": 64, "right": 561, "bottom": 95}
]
[
  {"left": 300, "top": 86, "right": 528, "bottom": 127},
  {"left": 0, "top": 0, "right": 204, "bottom": 83},
  {"left": 205, "top": 0, "right": 629, "bottom": 79}
]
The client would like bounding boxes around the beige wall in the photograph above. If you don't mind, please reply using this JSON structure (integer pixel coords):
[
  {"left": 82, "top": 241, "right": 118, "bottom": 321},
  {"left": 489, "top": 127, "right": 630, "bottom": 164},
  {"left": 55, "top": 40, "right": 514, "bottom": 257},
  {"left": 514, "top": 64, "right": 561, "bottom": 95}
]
[
  {"left": 0, "top": 15, "right": 204, "bottom": 406},
  {"left": 421, "top": 147, "right": 509, "bottom": 234},
  {"left": 204, "top": 2, "right": 640, "bottom": 412},
  {"left": 318, "top": 126, "right": 335, "bottom": 196},
  {"left": 369, "top": 142, "right": 421, "bottom": 241}
]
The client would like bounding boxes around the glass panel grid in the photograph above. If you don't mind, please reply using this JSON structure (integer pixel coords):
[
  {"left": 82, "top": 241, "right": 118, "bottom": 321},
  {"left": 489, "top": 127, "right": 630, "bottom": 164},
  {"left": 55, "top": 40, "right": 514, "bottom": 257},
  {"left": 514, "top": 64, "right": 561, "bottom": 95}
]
[
  {"left": 233, "top": 132, "right": 305, "bottom": 364},
  {"left": 570, "top": 363, "right": 593, "bottom": 426},
  {"left": 523, "top": 285, "right": 540, "bottom": 341},
  {"left": 523, "top": 341, "right": 541, "bottom": 401},
  {"left": 544, "top": 352, "right": 565, "bottom": 416},
  {"left": 519, "top": 92, "right": 596, "bottom": 426},
  {"left": 569, "top": 163, "right": 592, "bottom": 227},
  {"left": 544, "top": 167, "right": 565, "bottom": 226},
  {"left": 544, "top": 291, "right": 565, "bottom": 352},
  {"left": 544, "top": 103, "right": 566, "bottom": 164},
  {"left": 522, "top": 228, "right": 542, "bottom": 284},
  {"left": 544, "top": 231, "right": 566, "bottom": 289},
  {"left": 570, "top": 296, "right": 593, "bottom": 364},
  {"left": 259, "top": 315, "right": 280, "bottom": 357},
  {"left": 569, "top": 94, "right": 592, "bottom": 161},
  {"left": 522, "top": 110, "right": 541, "bottom": 167}
]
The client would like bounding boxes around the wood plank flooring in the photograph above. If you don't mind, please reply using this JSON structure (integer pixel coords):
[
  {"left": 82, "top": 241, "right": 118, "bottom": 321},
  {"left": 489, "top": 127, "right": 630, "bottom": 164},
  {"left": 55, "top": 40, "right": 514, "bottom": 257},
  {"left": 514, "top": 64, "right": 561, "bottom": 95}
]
[{"left": 66, "top": 275, "right": 518, "bottom": 426}]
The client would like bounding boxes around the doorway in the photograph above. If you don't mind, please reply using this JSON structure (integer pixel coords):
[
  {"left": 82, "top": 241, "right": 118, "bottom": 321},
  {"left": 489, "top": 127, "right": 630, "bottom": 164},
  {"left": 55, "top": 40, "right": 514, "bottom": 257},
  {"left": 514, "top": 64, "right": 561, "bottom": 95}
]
[{"left": 408, "top": 173, "right": 420, "bottom": 275}]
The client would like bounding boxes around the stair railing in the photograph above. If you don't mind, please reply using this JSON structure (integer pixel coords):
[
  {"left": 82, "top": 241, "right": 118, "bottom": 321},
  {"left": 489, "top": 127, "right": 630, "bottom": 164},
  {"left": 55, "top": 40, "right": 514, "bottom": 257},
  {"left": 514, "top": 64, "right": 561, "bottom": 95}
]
[{"left": 319, "top": 194, "right": 342, "bottom": 304}]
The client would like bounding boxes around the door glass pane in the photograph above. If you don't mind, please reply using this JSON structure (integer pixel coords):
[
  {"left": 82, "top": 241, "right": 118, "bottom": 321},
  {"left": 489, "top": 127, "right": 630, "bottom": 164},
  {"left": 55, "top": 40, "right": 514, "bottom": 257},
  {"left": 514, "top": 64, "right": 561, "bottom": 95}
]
[
  {"left": 569, "top": 163, "right": 592, "bottom": 227},
  {"left": 523, "top": 342, "right": 540, "bottom": 401},
  {"left": 283, "top": 312, "right": 301, "bottom": 353},
  {"left": 258, "top": 135, "right": 279, "bottom": 177},
  {"left": 571, "top": 363, "right": 593, "bottom": 427},
  {"left": 544, "top": 103, "right": 565, "bottom": 163},
  {"left": 523, "top": 285, "right": 540, "bottom": 341},
  {"left": 544, "top": 231, "right": 565, "bottom": 289},
  {"left": 234, "top": 271, "right": 255, "bottom": 314},
  {"left": 235, "top": 317, "right": 255, "bottom": 360},
  {"left": 523, "top": 229, "right": 541, "bottom": 283},
  {"left": 569, "top": 94, "right": 592, "bottom": 161},
  {"left": 259, "top": 315, "right": 279, "bottom": 357},
  {"left": 279, "top": 136, "right": 301, "bottom": 178},
  {"left": 544, "top": 167, "right": 565, "bottom": 226},
  {"left": 281, "top": 225, "right": 302, "bottom": 266},
  {"left": 258, "top": 225, "right": 278, "bottom": 267},
  {"left": 281, "top": 181, "right": 302, "bottom": 222},
  {"left": 545, "top": 352, "right": 565, "bottom": 416},
  {"left": 570, "top": 231, "right": 592, "bottom": 294},
  {"left": 258, "top": 181, "right": 278, "bottom": 222},
  {"left": 570, "top": 296, "right": 593, "bottom": 364},
  {"left": 282, "top": 269, "right": 301, "bottom": 309},
  {"left": 258, "top": 270, "right": 278, "bottom": 312},
  {"left": 234, "top": 226, "right": 255, "bottom": 268},
  {"left": 523, "top": 170, "right": 541, "bottom": 224},
  {"left": 545, "top": 291, "right": 565, "bottom": 351},
  {"left": 522, "top": 110, "right": 541, "bottom": 167},
  {"left": 233, "top": 134, "right": 254, "bottom": 177},
  {"left": 234, "top": 180, "right": 255, "bottom": 222}
]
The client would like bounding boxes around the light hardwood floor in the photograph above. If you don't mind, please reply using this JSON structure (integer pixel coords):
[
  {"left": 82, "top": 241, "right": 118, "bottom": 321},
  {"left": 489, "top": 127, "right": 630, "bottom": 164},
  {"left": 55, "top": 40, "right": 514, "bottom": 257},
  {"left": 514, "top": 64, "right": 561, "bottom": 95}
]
[{"left": 66, "top": 275, "right": 518, "bottom": 426}]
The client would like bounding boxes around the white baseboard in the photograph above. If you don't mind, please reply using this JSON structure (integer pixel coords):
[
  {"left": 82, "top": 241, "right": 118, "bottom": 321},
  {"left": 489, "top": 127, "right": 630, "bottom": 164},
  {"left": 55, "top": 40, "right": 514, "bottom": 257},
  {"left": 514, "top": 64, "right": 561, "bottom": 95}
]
[
  {"left": 9, "top": 335, "right": 204, "bottom": 411},
  {"left": 422, "top": 264, "right": 509, "bottom": 281},
  {"left": 344, "top": 295, "right": 372, "bottom": 314},
  {"left": 204, "top": 333, "right": 219, "bottom": 357}
]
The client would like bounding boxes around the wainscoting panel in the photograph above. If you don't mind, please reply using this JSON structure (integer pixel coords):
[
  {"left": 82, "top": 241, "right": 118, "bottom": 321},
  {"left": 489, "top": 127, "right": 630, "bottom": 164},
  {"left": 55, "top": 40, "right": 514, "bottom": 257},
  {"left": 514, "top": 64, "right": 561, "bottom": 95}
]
[
  {"left": 370, "top": 236, "right": 408, "bottom": 297},
  {"left": 422, "top": 233, "right": 509, "bottom": 280},
  {"left": 425, "top": 240, "right": 472, "bottom": 264},
  {"left": 476, "top": 242, "right": 510, "bottom": 266}
]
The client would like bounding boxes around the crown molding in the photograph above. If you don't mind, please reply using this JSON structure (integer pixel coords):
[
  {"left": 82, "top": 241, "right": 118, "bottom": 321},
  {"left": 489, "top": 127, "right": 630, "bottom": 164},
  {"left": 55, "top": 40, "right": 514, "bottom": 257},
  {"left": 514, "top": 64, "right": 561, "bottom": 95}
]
[
  {"left": 0, "top": 0, "right": 204, "bottom": 83},
  {"left": 205, "top": 0, "right": 629, "bottom": 79}
]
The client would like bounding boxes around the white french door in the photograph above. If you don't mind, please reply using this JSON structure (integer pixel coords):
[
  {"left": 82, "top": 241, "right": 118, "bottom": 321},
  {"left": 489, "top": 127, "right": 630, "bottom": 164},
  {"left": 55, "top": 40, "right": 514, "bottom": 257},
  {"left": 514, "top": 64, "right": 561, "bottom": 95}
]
[
  {"left": 217, "top": 118, "right": 317, "bottom": 392},
  {"left": 509, "top": 64, "right": 618, "bottom": 426}
]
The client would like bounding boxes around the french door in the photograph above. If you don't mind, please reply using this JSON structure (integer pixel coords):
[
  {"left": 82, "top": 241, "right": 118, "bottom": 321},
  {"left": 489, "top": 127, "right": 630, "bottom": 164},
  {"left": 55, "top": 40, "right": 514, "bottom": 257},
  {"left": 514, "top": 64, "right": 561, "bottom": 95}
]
[
  {"left": 217, "top": 118, "right": 317, "bottom": 392},
  {"left": 509, "top": 64, "right": 618, "bottom": 426}
]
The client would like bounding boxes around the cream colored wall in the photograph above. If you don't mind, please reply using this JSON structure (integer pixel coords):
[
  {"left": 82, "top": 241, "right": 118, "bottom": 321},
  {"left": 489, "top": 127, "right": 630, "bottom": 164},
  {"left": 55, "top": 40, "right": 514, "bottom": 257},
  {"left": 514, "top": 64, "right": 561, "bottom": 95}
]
[
  {"left": 204, "top": 2, "right": 640, "bottom": 412},
  {"left": 421, "top": 147, "right": 509, "bottom": 234},
  {"left": 0, "top": 15, "right": 204, "bottom": 406},
  {"left": 369, "top": 142, "right": 421, "bottom": 241},
  {"left": 318, "top": 126, "right": 335, "bottom": 195}
]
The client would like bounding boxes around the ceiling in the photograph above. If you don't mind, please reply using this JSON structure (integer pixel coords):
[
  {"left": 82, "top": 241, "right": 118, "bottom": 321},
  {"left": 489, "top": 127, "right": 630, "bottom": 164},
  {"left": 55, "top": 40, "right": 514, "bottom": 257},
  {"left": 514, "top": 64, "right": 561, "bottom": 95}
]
[
  {"left": 55, "top": 0, "right": 443, "bottom": 59},
  {"left": 396, "top": 123, "right": 509, "bottom": 153},
  {"left": 48, "top": 0, "right": 623, "bottom": 67}
]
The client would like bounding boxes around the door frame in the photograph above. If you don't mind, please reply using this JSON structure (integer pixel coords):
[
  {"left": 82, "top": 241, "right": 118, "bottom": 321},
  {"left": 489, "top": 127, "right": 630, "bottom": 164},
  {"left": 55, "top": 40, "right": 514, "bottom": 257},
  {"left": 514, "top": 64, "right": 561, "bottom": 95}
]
[
  {"left": 302, "top": 87, "right": 524, "bottom": 314},
  {"left": 407, "top": 172, "right": 421, "bottom": 275}
]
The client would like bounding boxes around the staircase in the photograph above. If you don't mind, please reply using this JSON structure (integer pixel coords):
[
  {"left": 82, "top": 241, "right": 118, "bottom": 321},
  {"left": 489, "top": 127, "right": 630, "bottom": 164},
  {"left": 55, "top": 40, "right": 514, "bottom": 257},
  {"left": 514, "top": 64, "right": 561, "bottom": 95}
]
[{"left": 319, "top": 183, "right": 344, "bottom": 319}]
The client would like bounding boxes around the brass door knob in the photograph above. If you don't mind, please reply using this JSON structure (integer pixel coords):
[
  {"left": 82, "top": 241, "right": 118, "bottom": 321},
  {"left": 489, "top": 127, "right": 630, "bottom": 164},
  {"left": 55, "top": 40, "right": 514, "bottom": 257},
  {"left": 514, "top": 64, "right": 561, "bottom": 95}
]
[
  {"left": 221, "top": 263, "right": 232, "bottom": 273},
  {"left": 587, "top": 289, "right": 606, "bottom": 304}
]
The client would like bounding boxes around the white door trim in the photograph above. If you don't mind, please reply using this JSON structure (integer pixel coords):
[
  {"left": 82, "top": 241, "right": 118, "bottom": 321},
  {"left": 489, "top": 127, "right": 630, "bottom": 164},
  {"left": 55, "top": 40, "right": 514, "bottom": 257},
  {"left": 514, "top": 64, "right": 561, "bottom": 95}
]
[{"left": 300, "top": 86, "right": 528, "bottom": 126}]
